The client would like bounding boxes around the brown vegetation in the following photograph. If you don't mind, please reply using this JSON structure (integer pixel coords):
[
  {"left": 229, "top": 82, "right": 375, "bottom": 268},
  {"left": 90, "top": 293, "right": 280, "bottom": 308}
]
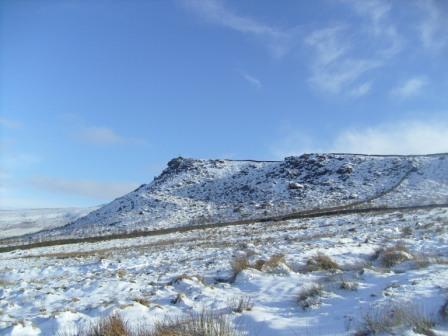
[
  {"left": 306, "top": 253, "right": 340, "bottom": 272},
  {"left": 60, "top": 311, "right": 243, "bottom": 336}
]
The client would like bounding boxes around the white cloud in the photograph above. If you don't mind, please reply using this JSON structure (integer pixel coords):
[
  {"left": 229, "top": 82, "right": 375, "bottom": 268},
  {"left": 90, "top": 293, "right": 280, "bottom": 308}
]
[
  {"left": 349, "top": 82, "right": 372, "bottom": 97},
  {"left": 330, "top": 121, "right": 448, "bottom": 154},
  {"left": 181, "top": 0, "right": 295, "bottom": 58},
  {"left": 30, "top": 176, "right": 138, "bottom": 200},
  {"left": 272, "top": 119, "right": 448, "bottom": 157},
  {"left": 391, "top": 77, "right": 428, "bottom": 99},
  {"left": 76, "top": 126, "right": 145, "bottom": 146},
  {"left": 416, "top": 0, "right": 448, "bottom": 52},
  {"left": 341, "top": 0, "right": 403, "bottom": 57},
  {"left": 305, "top": 25, "right": 349, "bottom": 66},
  {"left": 305, "top": 25, "right": 380, "bottom": 94},
  {"left": 241, "top": 72, "right": 262, "bottom": 89},
  {"left": 0, "top": 117, "right": 21, "bottom": 129},
  {"left": 305, "top": 0, "right": 404, "bottom": 95}
]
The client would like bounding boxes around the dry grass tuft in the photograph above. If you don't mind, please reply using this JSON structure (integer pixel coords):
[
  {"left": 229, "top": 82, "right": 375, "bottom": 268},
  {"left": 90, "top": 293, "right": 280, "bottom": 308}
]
[
  {"left": 356, "top": 302, "right": 435, "bottom": 336},
  {"left": 222, "top": 255, "right": 251, "bottom": 282},
  {"left": 116, "top": 269, "right": 127, "bottom": 278},
  {"left": 241, "top": 254, "right": 287, "bottom": 272},
  {"left": 59, "top": 314, "right": 130, "bottom": 336},
  {"left": 60, "top": 311, "right": 243, "bottom": 336},
  {"left": 0, "top": 279, "right": 14, "bottom": 287},
  {"left": 144, "top": 311, "right": 243, "bottom": 336},
  {"left": 260, "top": 254, "right": 290, "bottom": 274},
  {"left": 228, "top": 296, "right": 254, "bottom": 313},
  {"left": 253, "top": 259, "right": 266, "bottom": 271},
  {"left": 263, "top": 254, "right": 285, "bottom": 268},
  {"left": 171, "top": 293, "right": 185, "bottom": 305},
  {"left": 169, "top": 274, "right": 206, "bottom": 286},
  {"left": 297, "top": 284, "right": 324, "bottom": 310},
  {"left": 169, "top": 274, "right": 194, "bottom": 285},
  {"left": 306, "top": 253, "right": 340, "bottom": 272},
  {"left": 401, "top": 226, "right": 413, "bottom": 237},
  {"left": 339, "top": 279, "right": 359, "bottom": 291},
  {"left": 133, "top": 297, "right": 150, "bottom": 307},
  {"left": 88, "top": 314, "right": 129, "bottom": 336},
  {"left": 440, "top": 299, "right": 448, "bottom": 320},
  {"left": 376, "top": 243, "right": 413, "bottom": 268},
  {"left": 231, "top": 256, "right": 250, "bottom": 275}
]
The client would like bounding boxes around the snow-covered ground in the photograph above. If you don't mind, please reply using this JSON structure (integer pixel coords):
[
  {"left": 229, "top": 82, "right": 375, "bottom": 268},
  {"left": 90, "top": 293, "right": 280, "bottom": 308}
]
[
  {"left": 0, "top": 207, "right": 97, "bottom": 239},
  {"left": 1, "top": 153, "right": 447, "bottom": 335},
  {"left": 11, "top": 153, "right": 448, "bottom": 243},
  {"left": 1, "top": 207, "right": 447, "bottom": 335}
]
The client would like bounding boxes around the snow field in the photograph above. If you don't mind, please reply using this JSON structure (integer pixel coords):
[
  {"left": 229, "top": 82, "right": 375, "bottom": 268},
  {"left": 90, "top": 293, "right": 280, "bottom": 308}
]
[{"left": 1, "top": 207, "right": 448, "bottom": 335}]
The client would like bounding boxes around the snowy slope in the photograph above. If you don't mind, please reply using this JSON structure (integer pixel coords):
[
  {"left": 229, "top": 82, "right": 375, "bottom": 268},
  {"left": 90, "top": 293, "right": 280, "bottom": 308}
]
[
  {"left": 1, "top": 153, "right": 448, "bottom": 336},
  {"left": 0, "top": 207, "right": 97, "bottom": 239},
  {"left": 23, "top": 153, "right": 448, "bottom": 241},
  {"left": 1, "top": 206, "right": 448, "bottom": 335}
]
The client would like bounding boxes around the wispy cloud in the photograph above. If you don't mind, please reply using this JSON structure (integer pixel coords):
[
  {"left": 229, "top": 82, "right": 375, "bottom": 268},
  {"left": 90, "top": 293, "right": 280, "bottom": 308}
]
[
  {"left": 305, "top": 25, "right": 349, "bottom": 66},
  {"left": 240, "top": 72, "right": 262, "bottom": 89},
  {"left": 341, "top": 0, "right": 403, "bottom": 57},
  {"left": 181, "top": 0, "right": 296, "bottom": 58},
  {"left": 305, "top": 25, "right": 380, "bottom": 94},
  {"left": 76, "top": 126, "right": 146, "bottom": 146},
  {"left": 271, "top": 119, "right": 448, "bottom": 157},
  {"left": 0, "top": 117, "right": 21, "bottom": 129},
  {"left": 305, "top": 0, "right": 403, "bottom": 96},
  {"left": 391, "top": 77, "right": 428, "bottom": 99},
  {"left": 30, "top": 176, "right": 138, "bottom": 200},
  {"left": 349, "top": 82, "right": 372, "bottom": 97},
  {"left": 416, "top": 0, "right": 448, "bottom": 52}
]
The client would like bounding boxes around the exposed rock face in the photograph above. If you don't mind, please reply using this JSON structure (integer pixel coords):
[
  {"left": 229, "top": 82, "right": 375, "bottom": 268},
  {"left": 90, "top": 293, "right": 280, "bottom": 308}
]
[
  {"left": 25, "top": 153, "right": 448, "bottom": 240},
  {"left": 288, "top": 182, "right": 305, "bottom": 190}
]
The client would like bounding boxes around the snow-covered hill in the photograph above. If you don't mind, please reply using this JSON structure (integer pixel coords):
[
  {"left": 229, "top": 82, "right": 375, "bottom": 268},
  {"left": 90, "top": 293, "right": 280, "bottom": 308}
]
[
  {"left": 25, "top": 153, "right": 448, "bottom": 241},
  {"left": 0, "top": 207, "right": 97, "bottom": 239},
  {"left": 1, "top": 153, "right": 448, "bottom": 336}
]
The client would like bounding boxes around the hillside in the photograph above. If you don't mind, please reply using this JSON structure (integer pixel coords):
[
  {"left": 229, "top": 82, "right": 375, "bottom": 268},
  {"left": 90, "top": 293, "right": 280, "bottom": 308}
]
[
  {"left": 20, "top": 153, "right": 448, "bottom": 242},
  {"left": 1, "top": 153, "right": 448, "bottom": 335}
]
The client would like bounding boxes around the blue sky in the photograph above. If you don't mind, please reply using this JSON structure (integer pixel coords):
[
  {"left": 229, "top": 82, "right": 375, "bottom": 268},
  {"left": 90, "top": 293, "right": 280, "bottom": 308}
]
[{"left": 1, "top": 0, "right": 447, "bottom": 208}]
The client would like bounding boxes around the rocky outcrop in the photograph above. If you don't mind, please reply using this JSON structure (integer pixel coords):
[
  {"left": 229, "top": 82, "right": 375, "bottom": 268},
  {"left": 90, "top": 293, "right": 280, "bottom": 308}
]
[{"left": 23, "top": 153, "right": 448, "bottom": 240}]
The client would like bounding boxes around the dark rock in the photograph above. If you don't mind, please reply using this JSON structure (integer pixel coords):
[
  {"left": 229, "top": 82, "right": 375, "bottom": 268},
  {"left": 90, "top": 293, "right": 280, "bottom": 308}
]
[{"left": 288, "top": 182, "right": 304, "bottom": 190}]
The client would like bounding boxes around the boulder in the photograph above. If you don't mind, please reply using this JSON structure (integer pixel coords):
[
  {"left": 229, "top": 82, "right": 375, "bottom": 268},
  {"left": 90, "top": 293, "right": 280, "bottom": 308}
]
[{"left": 288, "top": 182, "right": 305, "bottom": 190}]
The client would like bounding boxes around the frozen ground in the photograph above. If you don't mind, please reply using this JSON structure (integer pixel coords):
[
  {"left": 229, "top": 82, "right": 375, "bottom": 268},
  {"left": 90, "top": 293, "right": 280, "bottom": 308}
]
[{"left": 1, "top": 207, "right": 448, "bottom": 335}]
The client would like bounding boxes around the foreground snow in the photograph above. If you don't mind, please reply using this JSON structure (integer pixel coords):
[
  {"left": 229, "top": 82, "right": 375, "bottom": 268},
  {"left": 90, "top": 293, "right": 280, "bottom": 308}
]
[{"left": 1, "top": 207, "right": 447, "bottom": 335}]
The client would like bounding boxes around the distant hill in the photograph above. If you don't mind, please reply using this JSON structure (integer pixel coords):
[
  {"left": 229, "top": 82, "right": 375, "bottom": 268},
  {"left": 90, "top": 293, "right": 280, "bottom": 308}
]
[
  {"left": 0, "top": 207, "right": 98, "bottom": 239},
  {"left": 17, "top": 153, "right": 447, "bottom": 242}
]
